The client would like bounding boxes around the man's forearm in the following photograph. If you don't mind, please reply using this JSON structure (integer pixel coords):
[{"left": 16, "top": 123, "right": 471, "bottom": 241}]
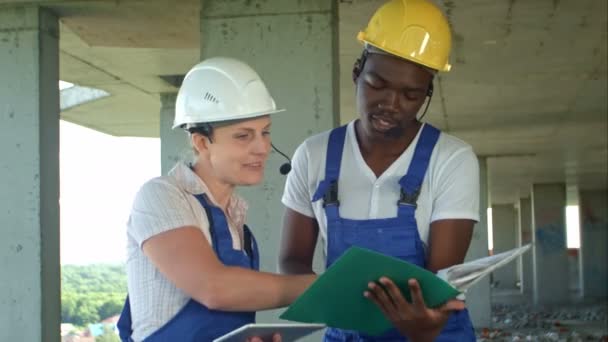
[{"left": 279, "top": 258, "right": 316, "bottom": 275}]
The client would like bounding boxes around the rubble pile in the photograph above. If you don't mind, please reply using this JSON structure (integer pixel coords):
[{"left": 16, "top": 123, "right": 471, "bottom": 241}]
[{"left": 476, "top": 303, "right": 608, "bottom": 341}]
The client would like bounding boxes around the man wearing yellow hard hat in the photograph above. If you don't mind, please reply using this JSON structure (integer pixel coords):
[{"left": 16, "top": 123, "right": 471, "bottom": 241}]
[{"left": 279, "top": 0, "right": 478, "bottom": 341}]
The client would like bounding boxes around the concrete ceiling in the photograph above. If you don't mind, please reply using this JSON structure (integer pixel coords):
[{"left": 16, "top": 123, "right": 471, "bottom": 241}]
[
  {"left": 1, "top": 0, "right": 605, "bottom": 205},
  {"left": 54, "top": 0, "right": 200, "bottom": 136}
]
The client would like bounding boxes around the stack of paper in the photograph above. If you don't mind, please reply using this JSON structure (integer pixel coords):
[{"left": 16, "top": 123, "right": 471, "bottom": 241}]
[{"left": 437, "top": 244, "right": 531, "bottom": 291}]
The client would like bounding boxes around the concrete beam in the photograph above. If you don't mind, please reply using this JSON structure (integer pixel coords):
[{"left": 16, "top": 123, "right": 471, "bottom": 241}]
[
  {"left": 531, "top": 183, "right": 569, "bottom": 305},
  {"left": 492, "top": 204, "right": 519, "bottom": 289},
  {"left": 580, "top": 189, "right": 608, "bottom": 299},
  {"left": 159, "top": 92, "right": 182, "bottom": 175},
  {"left": 464, "top": 157, "right": 492, "bottom": 328},
  {"left": 518, "top": 197, "right": 534, "bottom": 295},
  {"left": 0, "top": 6, "right": 60, "bottom": 342}
]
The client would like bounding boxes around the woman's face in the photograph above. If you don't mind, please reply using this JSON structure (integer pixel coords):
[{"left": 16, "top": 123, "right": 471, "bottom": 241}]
[{"left": 196, "top": 115, "right": 272, "bottom": 186}]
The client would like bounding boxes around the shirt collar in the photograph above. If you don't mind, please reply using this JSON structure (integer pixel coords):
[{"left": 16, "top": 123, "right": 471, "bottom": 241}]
[{"left": 168, "top": 162, "right": 249, "bottom": 226}]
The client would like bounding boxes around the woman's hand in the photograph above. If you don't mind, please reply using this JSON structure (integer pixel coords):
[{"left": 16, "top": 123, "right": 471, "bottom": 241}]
[
  {"left": 247, "top": 332, "right": 281, "bottom": 342},
  {"left": 364, "top": 277, "right": 465, "bottom": 342}
]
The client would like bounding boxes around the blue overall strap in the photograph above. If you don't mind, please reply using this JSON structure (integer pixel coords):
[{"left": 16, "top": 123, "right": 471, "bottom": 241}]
[
  {"left": 193, "top": 194, "right": 258, "bottom": 268},
  {"left": 193, "top": 194, "right": 227, "bottom": 254},
  {"left": 312, "top": 125, "right": 348, "bottom": 203},
  {"left": 243, "top": 225, "right": 260, "bottom": 270},
  {"left": 117, "top": 296, "right": 133, "bottom": 342},
  {"left": 398, "top": 124, "right": 441, "bottom": 203}
]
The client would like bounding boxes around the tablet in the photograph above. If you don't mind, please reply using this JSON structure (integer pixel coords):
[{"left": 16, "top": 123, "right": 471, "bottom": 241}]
[{"left": 213, "top": 323, "right": 325, "bottom": 342}]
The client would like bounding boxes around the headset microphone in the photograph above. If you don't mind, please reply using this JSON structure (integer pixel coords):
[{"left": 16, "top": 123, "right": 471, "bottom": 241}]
[
  {"left": 271, "top": 143, "right": 292, "bottom": 175},
  {"left": 279, "top": 163, "right": 292, "bottom": 175}
]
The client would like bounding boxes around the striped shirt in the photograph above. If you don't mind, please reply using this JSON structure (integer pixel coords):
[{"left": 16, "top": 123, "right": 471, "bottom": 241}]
[{"left": 125, "top": 162, "right": 247, "bottom": 341}]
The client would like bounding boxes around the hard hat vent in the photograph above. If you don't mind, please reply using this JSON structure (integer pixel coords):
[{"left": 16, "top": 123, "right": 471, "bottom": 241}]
[{"left": 203, "top": 92, "right": 219, "bottom": 104}]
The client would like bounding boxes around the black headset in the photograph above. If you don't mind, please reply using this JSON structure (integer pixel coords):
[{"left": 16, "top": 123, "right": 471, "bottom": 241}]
[
  {"left": 271, "top": 50, "right": 438, "bottom": 177},
  {"left": 188, "top": 124, "right": 292, "bottom": 175},
  {"left": 271, "top": 144, "right": 292, "bottom": 175}
]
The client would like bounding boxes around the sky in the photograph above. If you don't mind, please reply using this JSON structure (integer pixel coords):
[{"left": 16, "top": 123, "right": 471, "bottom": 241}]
[{"left": 59, "top": 120, "right": 160, "bottom": 265}]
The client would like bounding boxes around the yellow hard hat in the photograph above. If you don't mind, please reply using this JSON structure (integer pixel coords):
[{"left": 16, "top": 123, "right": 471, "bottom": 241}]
[{"left": 357, "top": 0, "right": 453, "bottom": 72}]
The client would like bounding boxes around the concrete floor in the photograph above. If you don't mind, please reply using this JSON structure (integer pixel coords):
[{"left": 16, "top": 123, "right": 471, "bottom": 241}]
[{"left": 475, "top": 289, "right": 608, "bottom": 341}]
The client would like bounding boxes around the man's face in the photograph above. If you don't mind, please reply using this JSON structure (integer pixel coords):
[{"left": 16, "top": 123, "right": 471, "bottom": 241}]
[{"left": 355, "top": 53, "right": 433, "bottom": 140}]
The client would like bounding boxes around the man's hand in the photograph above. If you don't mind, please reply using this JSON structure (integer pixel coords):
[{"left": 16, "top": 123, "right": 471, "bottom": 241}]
[{"left": 364, "top": 277, "right": 465, "bottom": 342}]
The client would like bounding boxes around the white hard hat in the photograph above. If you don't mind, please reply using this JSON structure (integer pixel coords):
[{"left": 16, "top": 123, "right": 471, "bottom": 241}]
[{"left": 173, "top": 57, "right": 285, "bottom": 129}]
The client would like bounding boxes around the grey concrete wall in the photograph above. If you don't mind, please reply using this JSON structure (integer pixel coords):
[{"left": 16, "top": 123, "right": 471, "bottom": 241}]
[
  {"left": 492, "top": 204, "right": 519, "bottom": 289},
  {"left": 195, "top": 1, "right": 339, "bottom": 338},
  {"left": 531, "top": 183, "right": 569, "bottom": 305},
  {"left": 519, "top": 197, "right": 534, "bottom": 295},
  {"left": 464, "top": 157, "right": 492, "bottom": 328},
  {"left": 580, "top": 189, "right": 608, "bottom": 299},
  {"left": 0, "top": 6, "right": 60, "bottom": 342},
  {"left": 159, "top": 93, "right": 186, "bottom": 175}
]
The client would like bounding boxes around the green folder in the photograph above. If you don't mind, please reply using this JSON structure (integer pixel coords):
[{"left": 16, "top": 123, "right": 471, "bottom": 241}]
[{"left": 279, "top": 247, "right": 460, "bottom": 336}]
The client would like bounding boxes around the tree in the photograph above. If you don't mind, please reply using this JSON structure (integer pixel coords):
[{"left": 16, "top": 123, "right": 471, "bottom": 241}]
[
  {"left": 98, "top": 296, "right": 124, "bottom": 320},
  {"left": 61, "top": 264, "right": 127, "bottom": 326}
]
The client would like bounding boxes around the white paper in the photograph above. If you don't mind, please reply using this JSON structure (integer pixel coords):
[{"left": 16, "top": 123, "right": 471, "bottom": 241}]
[{"left": 437, "top": 244, "right": 532, "bottom": 292}]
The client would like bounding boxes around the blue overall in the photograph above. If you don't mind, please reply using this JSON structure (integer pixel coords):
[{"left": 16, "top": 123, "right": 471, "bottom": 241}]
[
  {"left": 117, "top": 194, "right": 260, "bottom": 342},
  {"left": 312, "top": 124, "right": 475, "bottom": 341}
]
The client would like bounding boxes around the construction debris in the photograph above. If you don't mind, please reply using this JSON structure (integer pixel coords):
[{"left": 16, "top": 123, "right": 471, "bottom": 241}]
[{"left": 476, "top": 303, "right": 608, "bottom": 341}]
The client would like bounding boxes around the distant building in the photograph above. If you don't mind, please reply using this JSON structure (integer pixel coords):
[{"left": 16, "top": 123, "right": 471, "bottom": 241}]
[{"left": 88, "top": 315, "right": 120, "bottom": 337}]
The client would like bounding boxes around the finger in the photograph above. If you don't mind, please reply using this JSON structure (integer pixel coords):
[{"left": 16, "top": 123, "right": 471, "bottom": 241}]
[
  {"left": 379, "top": 277, "right": 412, "bottom": 319},
  {"left": 379, "top": 277, "right": 410, "bottom": 306},
  {"left": 439, "top": 299, "right": 466, "bottom": 313},
  {"left": 365, "top": 289, "right": 396, "bottom": 321},
  {"left": 272, "top": 333, "right": 282, "bottom": 342},
  {"left": 408, "top": 278, "right": 428, "bottom": 311},
  {"left": 370, "top": 281, "right": 400, "bottom": 314},
  {"left": 365, "top": 282, "right": 398, "bottom": 318}
]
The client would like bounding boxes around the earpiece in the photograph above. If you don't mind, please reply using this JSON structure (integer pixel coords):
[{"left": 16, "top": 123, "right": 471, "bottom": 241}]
[{"left": 352, "top": 50, "right": 369, "bottom": 82}]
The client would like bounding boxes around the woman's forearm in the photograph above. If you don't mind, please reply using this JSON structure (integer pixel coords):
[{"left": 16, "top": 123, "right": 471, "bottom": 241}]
[{"left": 194, "top": 267, "right": 316, "bottom": 311}]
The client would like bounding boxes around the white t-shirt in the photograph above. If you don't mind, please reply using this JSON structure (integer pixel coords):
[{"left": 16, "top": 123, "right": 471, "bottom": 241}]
[
  {"left": 125, "top": 162, "right": 248, "bottom": 342},
  {"left": 282, "top": 121, "right": 480, "bottom": 256}
]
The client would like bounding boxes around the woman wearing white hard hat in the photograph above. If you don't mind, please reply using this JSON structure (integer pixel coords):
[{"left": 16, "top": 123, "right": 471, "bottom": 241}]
[{"left": 116, "top": 57, "right": 316, "bottom": 342}]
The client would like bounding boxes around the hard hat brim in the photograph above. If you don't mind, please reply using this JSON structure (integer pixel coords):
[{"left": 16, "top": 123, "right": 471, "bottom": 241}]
[
  {"left": 172, "top": 108, "right": 286, "bottom": 130},
  {"left": 358, "top": 35, "right": 451, "bottom": 72}
]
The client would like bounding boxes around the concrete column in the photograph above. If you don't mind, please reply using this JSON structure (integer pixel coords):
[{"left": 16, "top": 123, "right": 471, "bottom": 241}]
[
  {"left": 514, "top": 204, "right": 523, "bottom": 292},
  {"left": 0, "top": 6, "right": 60, "bottom": 342},
  {"left": 464, "top": 157, "right": 492, "bottom": 328},
  {"left": 159, "top": 93, "right": 184, "bottom": 175},
  {"left": 492, "top": 204, "right": 518, "bottom": 289},
  {"left": 580, "top": 189, "right": 608, "bottom": 299},
  {"left": 518, "top": 197, "right": 534, "bottom": 296},
  {"left": 531, "top": 183, "right": 569, "bottom": 305},
  {"left": 566, "top": 185, "right": 582, "bottom": 297},
  {"left": 199, "top": 0, "right": 338, "bottom": 332}
]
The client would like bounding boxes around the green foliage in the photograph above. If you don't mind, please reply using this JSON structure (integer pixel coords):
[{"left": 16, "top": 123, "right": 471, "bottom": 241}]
[{"left": 61, "top": 264, "right": 127, "bottom": 326}]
